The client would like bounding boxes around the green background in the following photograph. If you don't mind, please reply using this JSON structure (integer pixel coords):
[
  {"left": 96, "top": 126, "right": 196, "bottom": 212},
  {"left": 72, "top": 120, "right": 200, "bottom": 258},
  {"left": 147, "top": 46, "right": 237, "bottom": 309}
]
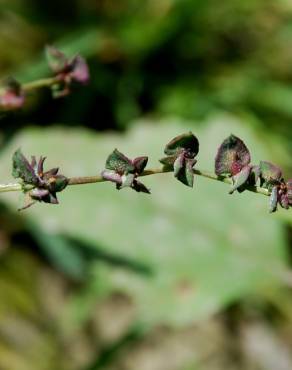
[{"left": 0, "top": 1, "right": 292, "bottom": 369}]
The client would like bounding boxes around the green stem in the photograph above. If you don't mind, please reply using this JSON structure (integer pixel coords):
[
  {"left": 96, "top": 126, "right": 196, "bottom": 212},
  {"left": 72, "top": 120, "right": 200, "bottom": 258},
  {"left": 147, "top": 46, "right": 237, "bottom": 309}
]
[
  {"left": 68, "top": 167, "right": 270, "bottom": 196},
  {"left": 22, "top": 77, "right": 58, "bottom": 92},
  {"left": 0, "top": 167, "right": 270, "bottom": 196}
]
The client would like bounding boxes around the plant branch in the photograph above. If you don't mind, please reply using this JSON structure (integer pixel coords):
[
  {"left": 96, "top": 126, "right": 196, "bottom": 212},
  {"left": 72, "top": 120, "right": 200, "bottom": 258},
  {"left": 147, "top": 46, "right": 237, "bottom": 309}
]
[
  {"left": 0, "top": 167, "right": 270, "bottom": 196},
  {"left": 22, "top": 77, "right": 59, "bottom": 92}
]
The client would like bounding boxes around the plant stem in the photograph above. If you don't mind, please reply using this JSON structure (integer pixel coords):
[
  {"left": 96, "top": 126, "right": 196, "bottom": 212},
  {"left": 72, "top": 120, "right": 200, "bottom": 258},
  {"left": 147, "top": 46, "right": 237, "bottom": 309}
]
[
  {"left": 0, "top": 167, "right": 270, "bottom": 196},
  {"left": 67, "top": 167, "right": 270, "bottom": 196},
  {"left": 22, "top": 77, "right": 58, "bottom": 92}
]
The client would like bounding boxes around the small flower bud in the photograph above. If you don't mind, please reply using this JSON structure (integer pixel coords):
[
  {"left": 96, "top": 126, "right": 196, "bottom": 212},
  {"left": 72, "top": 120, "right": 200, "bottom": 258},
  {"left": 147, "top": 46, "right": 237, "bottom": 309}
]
[{"left": 0, "top": 78, "right": 25, "bottom": 110}]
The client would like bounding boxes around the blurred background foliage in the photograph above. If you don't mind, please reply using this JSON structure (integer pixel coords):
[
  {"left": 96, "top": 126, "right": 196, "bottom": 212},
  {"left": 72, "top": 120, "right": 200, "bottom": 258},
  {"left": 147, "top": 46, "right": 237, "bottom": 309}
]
[{"left": 0, "top": 0, "right": 292, "bottom": 369}]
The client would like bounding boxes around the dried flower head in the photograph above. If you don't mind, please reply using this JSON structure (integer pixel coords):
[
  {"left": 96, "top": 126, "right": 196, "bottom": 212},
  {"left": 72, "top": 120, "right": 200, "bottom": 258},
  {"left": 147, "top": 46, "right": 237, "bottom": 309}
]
[
  {"left": 12, "top": 149, "right": 68, "bottom": 210},
  {"left": 160, "top": 132, "right": 199, "bottom": 187},
  {"left": 102, "top": 149, "right": 150, "bottom": 193},
  {"left": 46, "top": 45, "right": 89, "bottom": 98},
  {"left": 215, "top": 134, "right": 253, "bottom": 193}
]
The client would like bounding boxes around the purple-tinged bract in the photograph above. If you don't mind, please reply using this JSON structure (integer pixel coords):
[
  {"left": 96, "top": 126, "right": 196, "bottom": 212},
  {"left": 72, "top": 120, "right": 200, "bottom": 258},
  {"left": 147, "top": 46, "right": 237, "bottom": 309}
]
[
  {"left": 259, "top": 161, "right": 282, "bottom": 188},
  {"left": 102, "top": 149, "right": 150, "bottom": 194},
  {"left": 215, "top": 134, "right": 250, "bottom": 176},
  {"left": 45, "top": 45, "right": 90, "bottom": 98},
  {"left": 12, "top": 149, "right": 68, "bottom": 210},
  {"left": 160, "top": 132, "right": 199, "bottom": 187}
]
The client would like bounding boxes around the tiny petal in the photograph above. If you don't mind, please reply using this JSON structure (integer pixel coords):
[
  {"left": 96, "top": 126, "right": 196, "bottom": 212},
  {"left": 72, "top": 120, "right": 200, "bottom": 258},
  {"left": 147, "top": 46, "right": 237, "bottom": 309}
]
[
  {"left": 132, "top": 156, "right": 148, "bottom": 174},
  {"left": 37, "top": 156, "right": 46, "bottom": 175},
  {"left": 249, "top": 165, "right": 260, "bottom": 185},
  {"left": 259, "top": 161, "right": 282, "bottom": 187},
  {"left": 229, "top": 165, "right": 251, "bottom": 194},
  {"left": 215, "top": 134, "right": 250, "bottom": 176},
  {"left": 173, "top": 152, "right": 185, "bottom": 178},
  {"left": 12, "top": 149, "right": 38, "bottom": 185},
  {"left": 185, "top": 159, "right": 196, "bottom": 188},
  {"left": 119, "top": 173, "right": 135, "bottom": 189},
  {"left": 174, "top": 157, "right": 196, "bottom": 187},
  {"left": 164, "top": 132, "right": 199, "bottom": 157},
  {"left": 70, "top": 55, "right": 90, "bottom": 84},
  {"left": 279, "top": 193, "right": 289, "bottom": 209},
  {"left": 132, "top": 180, "right": 151, "bottom": 194},
  {"left": 45, "top": 45, "right": 67, "bottom": 73},
  {"left": 101, "top": 169, "right": 122, "bottom": 185},
  {"left": 43, "top": 192, "right": 59, "bottom": 204},
  {"left": 30, "top": 188, "right": 50, "bottom": 201},
  {"left": 159, "top": 155, "right": 176, "bottom": 170},
  {"left": 269, "top": 186, "right": 279, "bottom": 213},
  {"left": 43, "top": 167, "right": 59, "bottom": 177}
]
